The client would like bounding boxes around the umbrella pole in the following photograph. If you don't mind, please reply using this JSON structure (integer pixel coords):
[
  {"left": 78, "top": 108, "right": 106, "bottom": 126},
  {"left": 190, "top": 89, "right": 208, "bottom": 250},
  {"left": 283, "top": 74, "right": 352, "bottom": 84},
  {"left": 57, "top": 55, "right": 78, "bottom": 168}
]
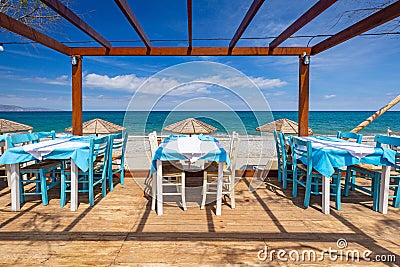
[{"left": 351, "top": 95, "right": 400, "bottom": 133}]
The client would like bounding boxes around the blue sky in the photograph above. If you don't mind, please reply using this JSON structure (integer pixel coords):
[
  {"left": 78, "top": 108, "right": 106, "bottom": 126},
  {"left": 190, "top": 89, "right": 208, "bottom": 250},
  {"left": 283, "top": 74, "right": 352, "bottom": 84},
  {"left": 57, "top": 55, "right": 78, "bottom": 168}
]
[{"left": 0, "top": 0, "right": 399, "bottom": 111}]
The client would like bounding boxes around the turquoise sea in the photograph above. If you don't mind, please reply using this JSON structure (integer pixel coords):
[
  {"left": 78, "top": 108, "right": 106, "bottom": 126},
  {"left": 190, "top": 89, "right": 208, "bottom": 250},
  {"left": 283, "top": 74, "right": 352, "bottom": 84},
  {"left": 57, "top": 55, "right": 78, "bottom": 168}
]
[{"left": 0, "top": 111, "right": 398, "bottom": 136}]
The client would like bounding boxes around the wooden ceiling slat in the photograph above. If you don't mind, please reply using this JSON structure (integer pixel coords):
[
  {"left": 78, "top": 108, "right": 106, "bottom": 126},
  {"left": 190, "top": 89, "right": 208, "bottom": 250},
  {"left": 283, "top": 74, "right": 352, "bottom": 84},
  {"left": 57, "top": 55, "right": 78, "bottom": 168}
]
[
  {"left": 0, "top": 12, "right": 70, "bottom": 55},
  {"left": 269, "top": 0, "right": 337, "bottom": 49},
  {"left": 69, "top": 46, "right": 311, "bottom": 56},
  {"left": 187, "top": 0, "right": 193, "bottom": 49},
  {"left": 229, "top": 0, "right": 265, "bottom": 50},
  {"left": 114, "top": 0, "right": 151, "bottom": 49},
  {"left": 312, "top": 1, "right": 400, "bottom": 55},
  {"left": 40, "top": 0, "right": 111, "bottom": 49}
]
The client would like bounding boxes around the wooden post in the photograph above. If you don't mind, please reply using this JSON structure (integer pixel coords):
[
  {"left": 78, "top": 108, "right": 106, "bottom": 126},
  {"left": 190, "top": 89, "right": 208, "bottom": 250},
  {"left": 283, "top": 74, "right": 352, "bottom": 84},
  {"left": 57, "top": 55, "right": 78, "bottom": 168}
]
[
  {"left": 72, "top": 55, "right": 83, "bottom": 136},
  {"left": 298, "top": 54, "right": 310, "bottom": 136}
]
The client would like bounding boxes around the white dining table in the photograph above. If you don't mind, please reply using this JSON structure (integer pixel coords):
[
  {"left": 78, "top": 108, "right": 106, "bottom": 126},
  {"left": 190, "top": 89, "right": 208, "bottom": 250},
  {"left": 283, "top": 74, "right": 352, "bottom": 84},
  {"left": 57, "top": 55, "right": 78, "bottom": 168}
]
[
  {"left": 0, "top": 137, "right": 92, "bottom": 212},
  {"left": 152, "top": 135, "right": 230, "bottom": 216},
  {"left": 300, "top": 136, "right": 395, "bottom": 214}
]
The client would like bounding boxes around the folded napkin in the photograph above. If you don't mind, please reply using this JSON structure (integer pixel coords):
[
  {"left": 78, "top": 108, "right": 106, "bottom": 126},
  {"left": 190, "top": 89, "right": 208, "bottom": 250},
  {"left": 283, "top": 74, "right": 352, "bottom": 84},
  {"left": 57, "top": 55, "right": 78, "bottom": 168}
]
[{"left": 23, "top": 138, "right": 71, "bottom": 160}]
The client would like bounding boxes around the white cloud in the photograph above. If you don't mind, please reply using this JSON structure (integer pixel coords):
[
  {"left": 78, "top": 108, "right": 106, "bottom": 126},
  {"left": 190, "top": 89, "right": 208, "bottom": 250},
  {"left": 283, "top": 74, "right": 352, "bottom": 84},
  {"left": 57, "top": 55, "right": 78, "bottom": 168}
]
[
  {"left": 324, "top": 94, "right": 336, "bottom": 99},
  {"left": 33, "top": 75, "right": 69, "bottom": 85},
  {"left": 83, "top": 73, "right": 287, "bottom": 95}
]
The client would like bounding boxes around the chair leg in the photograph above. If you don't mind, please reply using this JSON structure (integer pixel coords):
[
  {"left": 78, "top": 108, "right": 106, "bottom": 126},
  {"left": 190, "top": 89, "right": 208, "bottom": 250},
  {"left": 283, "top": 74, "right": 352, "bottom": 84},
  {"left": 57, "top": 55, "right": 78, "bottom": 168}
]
[
  {"left": 181, "top": 172, "right": 187, "bottom": 211},
  {"left": 335, "top": 176, "right": 341, "bottom": 211},
  {"left": 282, "top": 165, "right": 287, "bottom": 189},
  {"left": 60, "top": 170, "right": 66, "bottom": 207},
  {"left": 101, "top": 174, "right": 107, "bottom": 197},
  {"left": 151, "top": 173, "right": 156, "bottom": 211},
  {"left": 230, "top": 174, "right": 235, "bottom": 209},
  {"left": 292, "top": 167, "right": 298, "bottom": 198},
  {"left": 344, "top": 168, "right": 351, "bottom": 197},
  {"left": 372, "top": 173, "right": 380, "bottom": 211},
  {"left": 200, "top": 171, "right": 208, "bottom": 209},
  {"left": 40, "top": 169, "right": 49, "bottom": 206},
  {"left": 19, "top": 175, "right": 25, "bottom": 204},
  {"left": 108, "top": 168, "right": 114, "bottom": 192},
  {"left": 393, "top": 178, "right": 400, "bottom": 208},
  {"left": 303, "top": 175, "right": 312, "bottom": 208},
  {"left": 88, "top": 177, "right": 94, "bottom": 207},
  {"left": 120, "top": 164, "right": 125, "bottom": 185},
  {"left": 277, "top": 165, "right": 282, "bottom": 183}
]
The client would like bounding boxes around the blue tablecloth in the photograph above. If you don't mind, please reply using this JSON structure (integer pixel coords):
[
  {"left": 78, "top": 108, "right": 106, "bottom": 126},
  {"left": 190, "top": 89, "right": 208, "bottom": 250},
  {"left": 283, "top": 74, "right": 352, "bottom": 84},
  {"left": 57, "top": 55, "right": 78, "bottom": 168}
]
[
  {"left": 298, "top": 136, "right": 396, "bottom": 177},
  {"left": 0, "top": 136, "right": 93, "bottom": 171},
  {"left": 151, "top": 134, "right": 230, "bottom": 174}
]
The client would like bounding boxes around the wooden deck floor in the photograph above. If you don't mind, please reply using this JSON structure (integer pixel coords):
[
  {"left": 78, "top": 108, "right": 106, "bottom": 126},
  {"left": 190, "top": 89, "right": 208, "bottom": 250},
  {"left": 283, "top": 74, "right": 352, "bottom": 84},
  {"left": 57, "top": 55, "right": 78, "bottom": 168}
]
[{"left": 0, "top": 173, "right": 399, "bottom": 266}]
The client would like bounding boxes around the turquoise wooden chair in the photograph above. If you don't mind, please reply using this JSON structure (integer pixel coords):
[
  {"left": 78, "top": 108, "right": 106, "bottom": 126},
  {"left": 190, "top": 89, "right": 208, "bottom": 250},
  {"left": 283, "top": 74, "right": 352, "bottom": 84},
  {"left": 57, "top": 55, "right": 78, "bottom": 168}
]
[
  {"left": 60, "top": 136, "right": 110, "bottom": 207},
  {"left": 6, "top": 133, "right": 60, "bottom": 205},
  {"left": 291, "top": 136, "right": 342, "bottom": 210},
  {"left": 273, "top": 130, "right": 293, "bottom": 189},
  {"left": 107, "top": 132, "right": 128, "bottom": 191},
  {"left": 337, "top": 131, "right": 363, "bottom": 144},
  {"left": 336, "top": 131, "right": 363, "bottom": 195},
  {"left": 346, "top": 135, "right": 400, "bottom": 210}
]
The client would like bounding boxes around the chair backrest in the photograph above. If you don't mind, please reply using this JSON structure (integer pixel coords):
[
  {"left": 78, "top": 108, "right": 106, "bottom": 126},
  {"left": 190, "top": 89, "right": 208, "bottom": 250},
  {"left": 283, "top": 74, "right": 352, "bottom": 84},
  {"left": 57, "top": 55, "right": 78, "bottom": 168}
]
[
  {"left": 109, "top": 131, "right": 128, "bottom": 156},
  {"left": 375, "top": 135, "right": 400, "bottom": 169},
  {"left": 6, "top": 133, "right": 39, "bottom": 148},
  {"left": 35, "top": 130, "right": 56, "bottom": 141},
  {"left": 290, "top": 136, "right": 313, "bottom": 176},
  {"left": 228, "top": 131, "right": 240, "bottom": 172},
  {"left": 148, "top": 131, "right": 158, "bottom": 157},
  {"left": 88, "top": 136, "right": 109, "bottom": 177},
  {"left": 273, "top": 130, "right": 282, "bottom": 164},
  {"left": 337, "top": 131, "right": 362, "bottom": 144}
]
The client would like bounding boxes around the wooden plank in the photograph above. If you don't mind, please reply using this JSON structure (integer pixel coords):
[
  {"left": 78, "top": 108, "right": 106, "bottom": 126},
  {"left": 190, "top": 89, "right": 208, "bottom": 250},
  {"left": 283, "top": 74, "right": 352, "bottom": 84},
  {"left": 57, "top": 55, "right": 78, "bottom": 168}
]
[
  {"left": 229, "top": 0, "right": 265, "bottom": 50},
  {"left": 70, "top": 46, "right": 311, "bottom": 56},
  {"left": 298, "top": 56, "right": 309, "bottom": 137},
  {"left": 41, "top": 0, "right": 111, "bottom": 49},
  {"left": 187, "top": 0, "right": 193, "bottom": 49},
  {"left": 0, "top": 12, "right": 70, "bottom": 55},
  {"left": 72, "top": 55, "right": 82, "bottom": 136},
  {"left": 114, "top": 0, "right": 151, "bottom": 49},
  {"left": 312, "top": 1, "right": 400, "bottom": 55},
  {"left": 269, "top": 0, "right": 337, "bottom": 48}
]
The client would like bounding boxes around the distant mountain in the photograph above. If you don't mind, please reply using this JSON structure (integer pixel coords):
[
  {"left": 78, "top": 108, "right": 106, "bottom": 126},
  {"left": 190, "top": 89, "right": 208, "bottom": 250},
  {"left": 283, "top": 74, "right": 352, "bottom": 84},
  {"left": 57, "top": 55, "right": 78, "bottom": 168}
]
[{"left": 0, "top": 105, "right": 61, "bottom": 112}]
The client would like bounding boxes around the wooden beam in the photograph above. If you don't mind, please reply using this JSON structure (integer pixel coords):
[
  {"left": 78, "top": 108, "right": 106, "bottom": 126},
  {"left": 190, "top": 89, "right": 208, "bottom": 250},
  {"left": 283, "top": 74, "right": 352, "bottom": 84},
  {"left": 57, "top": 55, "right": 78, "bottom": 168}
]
[
  {"left": 114, "top": 0, "right": 151, "bottom": 49},
  {"left": 312, "top": 1, "right": 400, "bottom": 55},
  {"left": 269, "top": 0, "right": 337, "bottom": 49},
  {"left": 70, "top": 46, "right": 311, "bottom": 56},
  {"left": 0, "top": 12, "right": 70, "bottom": 55},
  {"left": 298, "top": 55, "right": 309, "bottom": 137},
  {"left": 40, "top": 0, "right": 111, "bottom": 49},
  {"left": 229, "top": 0, "right": 265, "bottom": 50},
  {"left": 72, "top": 55, "right": 83, "bottom": 136},
  {"left": 187, "top": 0, "right": 193, "bottom": 49}
]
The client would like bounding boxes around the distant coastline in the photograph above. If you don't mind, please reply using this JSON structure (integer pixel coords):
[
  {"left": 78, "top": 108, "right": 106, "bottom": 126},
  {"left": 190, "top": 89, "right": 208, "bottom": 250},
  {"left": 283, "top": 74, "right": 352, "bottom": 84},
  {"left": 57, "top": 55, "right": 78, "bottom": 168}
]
[{"left": 0, "top": 105, "right": 61, "bottom": 112}]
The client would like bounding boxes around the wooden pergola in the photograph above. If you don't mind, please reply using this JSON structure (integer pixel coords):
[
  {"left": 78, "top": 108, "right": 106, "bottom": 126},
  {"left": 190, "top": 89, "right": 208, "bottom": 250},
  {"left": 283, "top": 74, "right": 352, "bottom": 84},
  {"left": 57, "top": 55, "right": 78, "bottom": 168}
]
[{"left": 1, "top": 0, "right": 400, "bottom": 136}]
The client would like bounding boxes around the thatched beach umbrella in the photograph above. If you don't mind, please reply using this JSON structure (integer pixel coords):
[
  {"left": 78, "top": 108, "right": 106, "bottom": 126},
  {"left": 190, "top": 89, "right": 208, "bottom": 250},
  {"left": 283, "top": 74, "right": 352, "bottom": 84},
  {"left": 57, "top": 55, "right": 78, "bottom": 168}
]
[
  {"left": 256, "top": 118, "right": 313, "bottom": 135},
  {"left": 66, "top": 118, "right": 125, "bottom": 135},
  {"left": 163, "top": 118, "right": 217, "bottom": 135},
  {"left": 0, "top": 119, "right": 33, "bottom": 134}
]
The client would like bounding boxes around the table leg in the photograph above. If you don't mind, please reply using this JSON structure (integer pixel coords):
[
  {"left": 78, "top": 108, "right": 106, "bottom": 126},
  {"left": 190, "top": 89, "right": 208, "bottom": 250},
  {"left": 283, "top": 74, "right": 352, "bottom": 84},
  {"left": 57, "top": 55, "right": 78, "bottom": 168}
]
[
  {"left": 6, "top": 164, "right": 11, "bottom": 188},
  {"left": 379, "top": 166, "right": 391, "bottom": 214},
  {"left": 10, "top": 164, "right": 20, "bottom": 211},
  {"left": 322, "top": 176, "right": 330, "bottom": 214},
  {"left": 216, "top": 162, "right": 223, "bottom": 216},
  {"left": 156, "top": 159, "right": 163, "bottom": 216},
  {"left": 70, "top": 160, "right": 78, "bottom": 211}
]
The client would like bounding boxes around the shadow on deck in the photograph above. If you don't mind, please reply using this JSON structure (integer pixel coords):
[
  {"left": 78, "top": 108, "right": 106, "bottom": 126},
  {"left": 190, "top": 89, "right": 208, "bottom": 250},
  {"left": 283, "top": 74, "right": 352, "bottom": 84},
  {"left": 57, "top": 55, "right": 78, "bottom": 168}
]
[{"left": 0, "top": 173, "right": 399, "bottom": 266}]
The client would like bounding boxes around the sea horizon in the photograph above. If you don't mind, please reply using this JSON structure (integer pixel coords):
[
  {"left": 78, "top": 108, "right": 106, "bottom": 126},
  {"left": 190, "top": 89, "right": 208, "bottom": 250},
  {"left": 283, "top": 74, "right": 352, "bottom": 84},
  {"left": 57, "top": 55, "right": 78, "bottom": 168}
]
[{"left": 1, "top": 110, "right": 398, "bottom": 136}]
